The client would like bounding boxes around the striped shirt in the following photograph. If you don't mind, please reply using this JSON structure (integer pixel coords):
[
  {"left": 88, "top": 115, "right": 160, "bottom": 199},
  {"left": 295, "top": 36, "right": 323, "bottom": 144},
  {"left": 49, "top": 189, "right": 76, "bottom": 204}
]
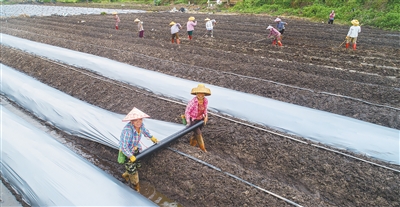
[
  {"left": 119, "top": 122, "right": 153, "bottom": 158},
  {"left": 185, "top": 97, "right": 208, "bottom": 123}
]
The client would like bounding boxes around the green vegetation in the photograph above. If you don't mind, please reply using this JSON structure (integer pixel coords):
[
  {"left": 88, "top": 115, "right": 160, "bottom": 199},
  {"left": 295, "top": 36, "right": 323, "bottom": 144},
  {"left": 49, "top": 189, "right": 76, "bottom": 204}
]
[
  {"left": 3, "top": 0, "right": 398, "bottom": 30},
  {"left": 231, "top": 0, "right": 400, "bottom": 30}
]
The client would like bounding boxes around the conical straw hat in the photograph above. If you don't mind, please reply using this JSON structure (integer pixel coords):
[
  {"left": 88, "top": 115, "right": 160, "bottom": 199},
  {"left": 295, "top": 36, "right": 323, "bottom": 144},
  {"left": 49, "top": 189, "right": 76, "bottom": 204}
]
[
  {"left": 351, "top": 19, "right": 359, "bottom": 26},
  {"left": 134, "top": 18, "right": 140, "bottom": 22},
  {"left": 122, "top": 107, "right": 150, "bottom": 122},
  {"left": 205, "top": 18, "right": 210, "bottom": 21},
  {"left": 191, "top": 84, "right": 211, "bottom": 96},
  {"left": 188, "top": 16, "right": 195, "bottom": 21},
  {"left": 169, "top": 21, "right": 176, "bottom": 26}
]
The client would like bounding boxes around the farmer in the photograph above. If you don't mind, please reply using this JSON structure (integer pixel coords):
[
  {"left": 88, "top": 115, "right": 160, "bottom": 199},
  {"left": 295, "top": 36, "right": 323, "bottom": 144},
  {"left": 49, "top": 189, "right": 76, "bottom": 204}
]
[
  {"left": 274, "top": 17, "right": 288, "bottom": 34},
  {"left": 170, "top": 21, "right": 182, "bottom": 44},
  {"left": 119, "top": 107, "right": 159, "bottom": 192},
  {"left": 185, "top": 84, "right": 211, "bottom": 152},
  {"left": 187, "top": 16, "right": 197, "bottom": 40},
  {"left": 112, "top": 12, "right": 120, "bottom": 30},
  {"left": 134, "top": 18, "right": 144, "bottom": 38},
  {"left": 267, "top": 25, "right": 283, "bottom": 47},
  {"left": 345, "top": 19, "right": 361, "bottom": 50},
  {"left": 328, "top": 10, "right": 336, "bottom": 24},
  {"left": 205, "top": 18, "right": 217, "bottom": 38}
]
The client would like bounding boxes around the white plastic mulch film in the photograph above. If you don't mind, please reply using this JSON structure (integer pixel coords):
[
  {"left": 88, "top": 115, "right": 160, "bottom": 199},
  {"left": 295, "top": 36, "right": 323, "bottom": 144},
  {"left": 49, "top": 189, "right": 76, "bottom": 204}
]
[
  {"left": 1, "top": 106, "right": 157, "bottom": 207},
  {"left": 0, "top": 5, "right": 145, "bottom": 17},
  {"left": 1, "top": 33, "right": 398, "bottom": 165},
  {"left": 1, "top": 64, "right": 185, "bottom": 150}
]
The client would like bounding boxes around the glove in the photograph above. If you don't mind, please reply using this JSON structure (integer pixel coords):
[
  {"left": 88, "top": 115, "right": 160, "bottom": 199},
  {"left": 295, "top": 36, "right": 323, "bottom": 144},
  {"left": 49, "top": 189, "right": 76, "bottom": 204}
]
[
  {"left": 150, "top": 136, "right": 159, "bottom": 144},
  {"left": 129, "top": 155, "right": 136, "bottom": 162}
]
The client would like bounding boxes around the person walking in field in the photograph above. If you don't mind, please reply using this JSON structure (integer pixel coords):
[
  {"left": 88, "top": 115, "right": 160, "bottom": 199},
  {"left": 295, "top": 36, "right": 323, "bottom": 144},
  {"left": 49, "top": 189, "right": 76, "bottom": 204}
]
[
  {"left": 274, "top": 18, "right": 288, "bottom": 34},
  {"left": 185, "top": 84, "right": 211, "bottom": 152},
  {"left": 205, "top": 18, "right": 217, "bottom": 38},
  {"left": 345, "top": 19, "right": 361, "bottom": 50},
  {"left": 134, "top": 18, "right": 144, "bottom": 38},
  {"left": 170, "top": 21, "right": 182, "bottom": 44},
  {"left": 112, "top": 12, "right": 120, "bottom": 30},
  {"left": 267, "top": 25, "right": 283, "bottom": 47},
  {"left": 328, "top": 10, "right": 336, "bottom": 24},
  {"left": 187, "top": 16, "right": 197, "bottom": 40},
  {"left": 119, "top": 107, "right": 159, "bottom": 192}
]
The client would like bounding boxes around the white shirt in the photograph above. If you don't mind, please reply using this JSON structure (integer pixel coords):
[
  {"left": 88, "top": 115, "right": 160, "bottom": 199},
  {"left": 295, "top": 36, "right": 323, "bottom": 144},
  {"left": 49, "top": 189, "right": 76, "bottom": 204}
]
[
  {"left": 206, "top": 19, "right": 216, "bottom": 30},
  {"left": 347, "top": 26, "right": 361, "bottom": 38},
  {"left": 171, "top": 23, "right": 181, "bottom": 34}
]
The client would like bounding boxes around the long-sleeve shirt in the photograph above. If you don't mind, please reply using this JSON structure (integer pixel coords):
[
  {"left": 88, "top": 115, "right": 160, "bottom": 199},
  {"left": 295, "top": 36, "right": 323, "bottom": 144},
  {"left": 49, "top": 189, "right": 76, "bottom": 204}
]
[
  {"left": 347, "top": 26, "right": 361, "bottom": 38},
  {"left": 268, "top": 27, "right": 281, "bottom": 38},
  {"left": 114, "top": 15, "right": 120, "bottom": 25},
  {"left": 137, "top": 22, "right": 144, "bottom": 31},
  {"left": 171, "top": 23, "right": 181, "bottom": 34},
  {"left": 187, "top": 21, "right": 197, "bottom": 31},
  {"left": 185, "top": 97, "right": 208, "bottom": 123},
  {"left": 276, "top": 21, "right": 286, "bottom": 30},
  {"left": 206, "top": 19, "right": 216, "bottom": 30},
  {"left": 119, "top": 122, "right": 153, "bottom": 158},
  {"left": 329, "top": 12, "right": 335, "bottom": 19}
]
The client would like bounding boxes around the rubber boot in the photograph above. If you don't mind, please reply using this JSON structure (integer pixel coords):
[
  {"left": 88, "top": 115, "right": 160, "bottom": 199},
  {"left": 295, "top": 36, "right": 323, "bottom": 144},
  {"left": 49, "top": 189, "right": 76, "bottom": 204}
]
[
  {"left": 272, "top": 40, "right": 276, "bottom": 45},
  {"left": 122, "top": 172, "right": 129, "bottom": 182},
  {"left": 190, "top": 135, "right": 198, "bottom": 146},
  {"left": 171, "top": 39, "right": 174, "bottom": 43},
  {"left": 353, "top": 43, "right": 357, "bottom": 50},
  {"left": 133, "top": 183, "right": 140, "bottom": 192},
  {"left": 189, "top": 35, "right": 192, "bottom": 40},
  {"left": 196, "top": 134, "right": 207, "bottom": 152},
  {"left": 116, "top": 25, "right": 118, "bottom": 30},
  {"left": 177, "top": 39, "right": 181, "bottom": 44},
  {"left": 345, "top": 43, "right": 349, "bottom": 49},
  {"left": 277, "top": 41, "right": 283, "bottom": 47}
]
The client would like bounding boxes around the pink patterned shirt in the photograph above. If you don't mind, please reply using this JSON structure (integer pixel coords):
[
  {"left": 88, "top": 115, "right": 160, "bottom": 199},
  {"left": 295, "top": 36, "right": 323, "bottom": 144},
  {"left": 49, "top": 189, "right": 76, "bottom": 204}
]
[{"left": 185, "top": 97, "right": 208, "bottom": 123}]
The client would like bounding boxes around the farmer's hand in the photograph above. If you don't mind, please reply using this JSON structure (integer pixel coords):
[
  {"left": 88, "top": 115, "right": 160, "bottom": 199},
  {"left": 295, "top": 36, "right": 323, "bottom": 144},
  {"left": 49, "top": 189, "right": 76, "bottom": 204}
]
[
  {"left": 346, "top": 36, "right": 350, "bottom": 40},
  {"left": 186, "top": 120, "right": 191, "bottom": 127},
  {"left": 151, "top": 136, "right": 159, "bottom": 144},
  {"left": 129, "top": 155, "right": 136, "bottom": 162},
  {"left": 204, "top": 116, "right": 208, "bottom": 125}
]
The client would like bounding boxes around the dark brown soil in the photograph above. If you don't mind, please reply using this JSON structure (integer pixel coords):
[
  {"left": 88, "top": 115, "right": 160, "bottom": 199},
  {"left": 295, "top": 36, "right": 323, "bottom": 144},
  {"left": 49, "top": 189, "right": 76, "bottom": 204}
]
[{"left": 1, "top": 7, "right": 400, "bottom": 207}]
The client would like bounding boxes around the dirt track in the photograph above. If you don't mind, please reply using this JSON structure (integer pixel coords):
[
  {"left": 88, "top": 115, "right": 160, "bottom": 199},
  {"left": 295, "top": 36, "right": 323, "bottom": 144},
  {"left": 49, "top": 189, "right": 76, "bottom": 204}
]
[{"left": 1, "top": 9, "right": 400, "bottom": 207}]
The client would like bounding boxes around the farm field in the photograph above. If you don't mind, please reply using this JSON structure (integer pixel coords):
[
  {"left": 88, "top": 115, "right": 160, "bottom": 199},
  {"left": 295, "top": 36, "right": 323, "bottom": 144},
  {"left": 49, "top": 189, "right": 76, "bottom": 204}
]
[{"left": 1, "top": 8, "right": 400, "bottom": 206}]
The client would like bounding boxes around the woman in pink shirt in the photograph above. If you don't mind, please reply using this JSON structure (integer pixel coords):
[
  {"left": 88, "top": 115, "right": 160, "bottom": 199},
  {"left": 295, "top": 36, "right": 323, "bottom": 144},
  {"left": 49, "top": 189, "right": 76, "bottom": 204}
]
[
  {"left": 185, "top": 84, "right": 211, "bottom": 152},
  {"left": 328, "top": 10, "right": 335, "bottom": 24},
  {"left": 186, "top": 16, "right": 197, "bottom": 40},
  {"left": 112, "top": 12, "right": 120, "bottom": 30},
  {"left": 267, "top": 25, "right": 283, "bottom": 46}
]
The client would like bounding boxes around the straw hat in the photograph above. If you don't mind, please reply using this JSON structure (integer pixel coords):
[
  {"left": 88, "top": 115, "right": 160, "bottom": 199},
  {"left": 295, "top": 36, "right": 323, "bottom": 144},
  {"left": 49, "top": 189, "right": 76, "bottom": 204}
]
[
  {"left": 122, "top": 107, "right": 150, "bottom": 122},
  {"left": 112, "top": 12, "right": 117, "bottom": 15},
  {"left": 169, "top": 21, "right": 176, "bottom": 26},
  {"left": 188, "top": 16, "right": 195, "bottom": 21},
  {"left": 274, "top": 18, "right": 281, "bottom": 22},
  {"left": 205, "top": 18, "right": 210, "bottom": 21},
  {"left": 351, "top": 19, "right": 359, "bottom": 26},
  {"left": 191, "top": 84, "right": 211, "bottom": 96},
  {"left": 267, "top": 25, "right": 273, "bottom": 30},
  {"left": 134, "top": 18, "right": 140, "bottom": 22}
]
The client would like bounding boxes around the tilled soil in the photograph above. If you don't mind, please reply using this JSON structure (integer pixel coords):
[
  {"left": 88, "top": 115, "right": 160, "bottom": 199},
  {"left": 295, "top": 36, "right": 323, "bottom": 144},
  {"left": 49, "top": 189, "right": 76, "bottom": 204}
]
[{"left": 1, "top": 8, "right": 400, "bottom": 207}]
